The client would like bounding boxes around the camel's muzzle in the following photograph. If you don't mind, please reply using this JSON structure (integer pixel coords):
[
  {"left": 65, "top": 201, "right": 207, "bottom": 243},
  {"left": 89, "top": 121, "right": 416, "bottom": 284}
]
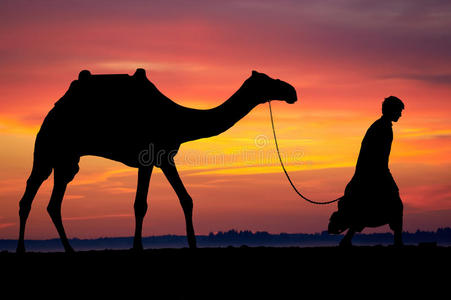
[{"left": 285, "top": 87, "right": 298, "bottom": 104}]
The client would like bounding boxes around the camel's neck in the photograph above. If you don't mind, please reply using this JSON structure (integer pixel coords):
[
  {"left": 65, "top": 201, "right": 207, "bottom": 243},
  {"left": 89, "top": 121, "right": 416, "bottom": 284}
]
[{"left": 183, "top": 84, "right": 258, "bottom": 142}]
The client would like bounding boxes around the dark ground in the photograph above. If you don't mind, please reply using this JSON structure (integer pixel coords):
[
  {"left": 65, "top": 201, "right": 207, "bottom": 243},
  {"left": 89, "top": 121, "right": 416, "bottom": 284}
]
[{"left": 1, "top": 246, "right": 449, "bottom": 299}]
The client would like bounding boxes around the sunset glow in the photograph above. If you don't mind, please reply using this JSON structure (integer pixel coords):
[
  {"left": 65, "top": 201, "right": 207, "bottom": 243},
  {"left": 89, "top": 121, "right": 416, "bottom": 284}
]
[{"left": 1, "top": 0, "right": 450, "bottom": 239}]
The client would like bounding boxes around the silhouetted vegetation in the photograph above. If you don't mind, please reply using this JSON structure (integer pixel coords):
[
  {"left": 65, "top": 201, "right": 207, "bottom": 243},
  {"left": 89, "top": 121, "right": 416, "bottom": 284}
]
[{"left": 2, "top": 228, "right": 450, "bottom": 252}]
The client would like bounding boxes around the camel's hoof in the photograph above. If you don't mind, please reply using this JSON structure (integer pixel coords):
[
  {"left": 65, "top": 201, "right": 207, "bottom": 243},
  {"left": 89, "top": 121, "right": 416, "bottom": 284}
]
[
  {"left": 392, "top": 242, "right": 404, "bottom": 248},
  {"left": 131, "top": 244, "right": 144, "bottom": 252},
  {"left": 339, "top": 240, "right": 353, "bottom": 248},
  {"left": 64, "top": 246, "right": 75, "bottom": 254}
]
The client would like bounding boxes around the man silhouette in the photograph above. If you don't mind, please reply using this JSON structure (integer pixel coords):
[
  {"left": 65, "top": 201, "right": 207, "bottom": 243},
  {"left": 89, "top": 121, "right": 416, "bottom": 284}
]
[{"left": 328, "top": 96, "right": 405, "bottom": 247}]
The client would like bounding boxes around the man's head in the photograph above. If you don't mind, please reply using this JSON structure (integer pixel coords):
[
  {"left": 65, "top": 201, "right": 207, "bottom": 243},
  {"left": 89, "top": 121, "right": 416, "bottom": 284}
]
[{"left": 382, "top": 96, "right": 404, "bottom": 122}]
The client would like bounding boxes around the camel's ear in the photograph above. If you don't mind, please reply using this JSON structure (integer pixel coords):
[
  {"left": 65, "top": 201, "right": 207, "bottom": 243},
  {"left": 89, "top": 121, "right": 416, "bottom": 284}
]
[{"left": 252, "top": 70, "right": 259, "bottom": 76}]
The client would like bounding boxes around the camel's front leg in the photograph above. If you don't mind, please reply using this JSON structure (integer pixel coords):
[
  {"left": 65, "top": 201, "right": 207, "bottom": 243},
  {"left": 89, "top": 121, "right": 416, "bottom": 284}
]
[
  {"left": 133, "top": 166, "right": 153, "bottom": 251},
  {"left": 161, "top": 161, "right": 197, "bottom": 249}
]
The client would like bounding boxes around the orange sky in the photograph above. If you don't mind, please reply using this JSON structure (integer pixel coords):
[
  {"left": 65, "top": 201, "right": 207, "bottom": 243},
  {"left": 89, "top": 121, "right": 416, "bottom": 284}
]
[{"left": 1, "top": 0, "right": 450, "bottom": 239}]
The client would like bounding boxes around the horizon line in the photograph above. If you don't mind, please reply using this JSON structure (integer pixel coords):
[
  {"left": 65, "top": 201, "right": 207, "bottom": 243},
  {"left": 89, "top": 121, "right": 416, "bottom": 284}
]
[{"left": 2, "top": 227, "right": 451, "bottom": 241}]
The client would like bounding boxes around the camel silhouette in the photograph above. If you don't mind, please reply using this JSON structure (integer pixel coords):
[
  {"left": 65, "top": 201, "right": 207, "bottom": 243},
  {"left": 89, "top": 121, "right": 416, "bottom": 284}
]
[{"left": 17, "top": 68, "right": 297, "bottom": 253}]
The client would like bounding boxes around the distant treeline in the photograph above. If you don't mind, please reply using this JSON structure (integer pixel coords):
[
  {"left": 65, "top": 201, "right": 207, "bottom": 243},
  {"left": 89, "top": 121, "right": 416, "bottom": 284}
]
[
  {"left": 1, "top": 228, "right": 450, "bottom": 252},
  {"left": 206, "top": 228, "right": 451, "bottom": 245}
]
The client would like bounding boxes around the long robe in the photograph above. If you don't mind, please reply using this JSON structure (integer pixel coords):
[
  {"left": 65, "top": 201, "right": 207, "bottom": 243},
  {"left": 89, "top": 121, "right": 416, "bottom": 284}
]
[{"left": 328, "top": 117, "right": 403, "bottom": 233}]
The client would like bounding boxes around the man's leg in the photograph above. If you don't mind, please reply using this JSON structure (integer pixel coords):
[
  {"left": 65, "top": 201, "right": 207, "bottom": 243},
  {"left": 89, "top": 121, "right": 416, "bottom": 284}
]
[
  {"left": 339, "top": 228, "right": 356, "bottom": 247},
  {"left": 390, "top": 196, "right": 404, "bottom": 247}
]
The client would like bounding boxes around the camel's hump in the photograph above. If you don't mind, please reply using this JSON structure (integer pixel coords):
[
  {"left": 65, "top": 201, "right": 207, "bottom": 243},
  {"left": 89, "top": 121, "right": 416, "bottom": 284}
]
[
  {"left": 77, "top": 68, "right": 147, "bottom": 81},
  {"left": 54, "top": 68, "right": 162, "bottom": 108}
]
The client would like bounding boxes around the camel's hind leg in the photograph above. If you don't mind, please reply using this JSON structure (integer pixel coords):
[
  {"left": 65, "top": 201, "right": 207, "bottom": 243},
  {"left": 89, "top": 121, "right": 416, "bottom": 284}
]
[
  {"left": 47, "top": 160, "right": 79, "bottom": 253},
  {"left": 132, "top": 166, "right": 153, "bottom": 251},
  {"left": 17, "top": 161, "right": 52, "bottom": 253}
]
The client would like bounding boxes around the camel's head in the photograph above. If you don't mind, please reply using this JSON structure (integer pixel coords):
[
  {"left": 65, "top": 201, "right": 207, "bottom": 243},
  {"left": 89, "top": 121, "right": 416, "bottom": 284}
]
[{"left": 247, "top": 71, "right": 298, "bottom": 105}]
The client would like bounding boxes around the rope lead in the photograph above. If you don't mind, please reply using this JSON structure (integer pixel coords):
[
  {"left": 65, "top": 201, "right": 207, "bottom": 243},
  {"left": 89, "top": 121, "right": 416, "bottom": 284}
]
[{"left": 268, "top": 101, "right": 341, "bottom": 205}]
